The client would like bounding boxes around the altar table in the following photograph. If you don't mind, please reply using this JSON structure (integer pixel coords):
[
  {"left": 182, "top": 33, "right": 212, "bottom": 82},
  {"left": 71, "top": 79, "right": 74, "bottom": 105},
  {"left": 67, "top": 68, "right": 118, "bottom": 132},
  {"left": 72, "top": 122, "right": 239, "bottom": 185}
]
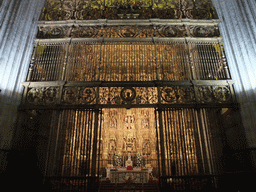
[
  {"left": 110, "top": 169, "right": 149, "bottom": 183},
  {"left": 105, "top": 167, "right": 152, "bottom": 183}
]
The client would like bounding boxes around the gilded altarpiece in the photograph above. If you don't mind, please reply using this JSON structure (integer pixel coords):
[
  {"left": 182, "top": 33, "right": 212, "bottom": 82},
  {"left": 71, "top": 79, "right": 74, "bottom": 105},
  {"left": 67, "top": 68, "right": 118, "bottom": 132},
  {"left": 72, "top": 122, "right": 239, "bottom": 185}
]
[{"left": 101, "top": 108, "right": 157, "bottom": 169}]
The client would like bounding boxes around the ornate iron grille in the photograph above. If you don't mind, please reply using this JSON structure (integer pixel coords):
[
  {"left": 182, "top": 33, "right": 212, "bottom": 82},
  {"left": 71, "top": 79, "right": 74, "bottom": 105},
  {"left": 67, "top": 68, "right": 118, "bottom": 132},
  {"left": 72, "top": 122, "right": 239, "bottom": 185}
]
[
  {"left": 189, "top": 42, "right": 228, "bottom": 80},
  {"left": 100, "top": 42, "right": 156, "bottom": 81},
  {"left": 28, "top": 38, "right": 230, "bottom": 82},
  {"left": 157, "top": 41, "right": 191, "bottom": 80},
  {"left": 30, "top": 43, "right": 67, "bottom": 81},
  {"left": 65, "top": 42, "right": 101, "bottom": 81},
  {"left": 155, "top": 108, "right": 223, "bottom": 177},
  {"left": 37, "top": 23, "right": 220, "bottom": 39},
  {"left": 43, "top": 109, "right": 102, "bottom": 177},
  {"left": 21, "top": 80, "right": 235, "bottom": 109},
  {"left": 38, "top": 109, "right": 102, "bottom": 191}
]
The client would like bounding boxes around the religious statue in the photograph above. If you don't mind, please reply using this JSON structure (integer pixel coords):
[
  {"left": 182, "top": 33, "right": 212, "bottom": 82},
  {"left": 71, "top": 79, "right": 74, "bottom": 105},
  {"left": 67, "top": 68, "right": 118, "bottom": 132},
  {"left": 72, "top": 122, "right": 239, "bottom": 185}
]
[
  {"left": 125, "top": 152, "right": 133, "bottom": 167},
  {"left": 123, "top": 135, "right": 136, "bottom": 151}
]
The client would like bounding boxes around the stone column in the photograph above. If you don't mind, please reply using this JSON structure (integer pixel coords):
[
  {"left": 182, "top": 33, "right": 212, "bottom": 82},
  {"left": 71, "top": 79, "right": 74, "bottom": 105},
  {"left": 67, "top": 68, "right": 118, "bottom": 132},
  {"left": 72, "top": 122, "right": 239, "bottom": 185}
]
[
  {"left": 0, "top": 0, "right": 45, "bottom": 173},
  {"left": 213, "top": 0, "right": 256, "bottom": 170}
]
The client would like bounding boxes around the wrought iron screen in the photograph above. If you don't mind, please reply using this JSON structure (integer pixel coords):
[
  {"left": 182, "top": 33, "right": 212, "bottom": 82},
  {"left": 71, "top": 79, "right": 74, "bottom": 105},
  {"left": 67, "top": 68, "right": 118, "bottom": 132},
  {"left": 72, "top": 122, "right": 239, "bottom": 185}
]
[
  {"left": 39, "top": 109, "right": 102, "bottom": 191},
  {"left": 29, "top": 38, "right": 229, "bottom": 82},
  {"left": 155, "top": 108, "right": 223, "bottom": 177},
  {"left": 46, "top": 109, "right": 101, "bottom": 176}
]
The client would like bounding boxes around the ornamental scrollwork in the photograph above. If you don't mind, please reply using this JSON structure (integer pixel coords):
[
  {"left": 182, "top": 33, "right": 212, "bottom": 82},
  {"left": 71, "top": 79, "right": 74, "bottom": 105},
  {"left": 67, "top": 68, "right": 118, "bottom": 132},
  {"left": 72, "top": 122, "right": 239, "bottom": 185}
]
[
  {"left": 71, "top": 26, "right": 99, "bottom": 38},
  {"left": 182, "top": 0, "right": 216, "bottom": 20},
  {"left": 27, "top": 87, "right": 59, "bottom": 105},
  {"left": 99, "top": 87, "right": 122, "bottom": 105},
  {"left": 98, "top": 87, "right": 158, "bottom": 105},
  {"left": 40, "top": 0, "right": 218, "bottom": 21},
  {"left": 62, "top": 87, "right": 96, "bottom": 104},
  {"left": 22, "top": 82, "right": 234, "bottom": 107},
  {"left": 196, "top": 86, "right": 213, "bottom": 103},
  {"left": 197, "top": 86, "right": 232, "bottom": 103},
  {"left": 212, "top": 86, "right": 232, "bottom": 103},
  {"left": 157, "top": 25, "right": 187, "bottom": 37},
  {"left": 135, "top": 87, "right": 158, "bottom": 104},
  {"left": 161, "top": 86, "right": 195, "bottom": 104},
  {"left": 116, "top": 26, "right": 140, "bottom": 37},
  {"left": 37, "top": 26, "right": 69, "bottom": 39},
  {"left": 40, "top": 0, "right": 73, "bottom": 21},
  {"left": 188, "top": 25, "right": 220, "bottom": 37}
]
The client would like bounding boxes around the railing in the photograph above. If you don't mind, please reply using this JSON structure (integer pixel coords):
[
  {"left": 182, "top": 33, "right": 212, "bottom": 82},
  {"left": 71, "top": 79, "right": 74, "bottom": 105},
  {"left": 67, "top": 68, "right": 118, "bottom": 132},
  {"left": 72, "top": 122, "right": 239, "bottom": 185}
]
[
  {"left": 99, "top": 169, "right": 159, "bottom": 192},
  {"left": 159, "top": 172, "right": 256, "bottom": 192},
  {"left": 43, "top": 176, "right": 99, "bottom": 192},
  {"left": 160, "top": 175, "right": 219, "bottom": 191},
  {"left": 34, "top": 173, "right": 256, "bottom": 192}
]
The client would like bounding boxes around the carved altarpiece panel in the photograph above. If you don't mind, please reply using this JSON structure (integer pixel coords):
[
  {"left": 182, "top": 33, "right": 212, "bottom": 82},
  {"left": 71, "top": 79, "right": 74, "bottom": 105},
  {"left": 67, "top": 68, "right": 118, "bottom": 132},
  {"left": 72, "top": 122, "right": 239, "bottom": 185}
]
[{"left": 101, "top": 108, "right": 157, "bottom": 168}]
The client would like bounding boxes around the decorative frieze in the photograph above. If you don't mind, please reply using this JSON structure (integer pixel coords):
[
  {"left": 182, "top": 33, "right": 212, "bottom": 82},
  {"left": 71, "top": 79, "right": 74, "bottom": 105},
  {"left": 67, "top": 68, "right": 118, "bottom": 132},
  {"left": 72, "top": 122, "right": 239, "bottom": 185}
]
[
  {"left": 99, "top": 87, "right": 158, "bottom": 105},
  {"left": 21, "top": 80, "right": 235, "bottom": 107},
  {"left": 37, "top": 23, "right": 220, "bottom": 39}
]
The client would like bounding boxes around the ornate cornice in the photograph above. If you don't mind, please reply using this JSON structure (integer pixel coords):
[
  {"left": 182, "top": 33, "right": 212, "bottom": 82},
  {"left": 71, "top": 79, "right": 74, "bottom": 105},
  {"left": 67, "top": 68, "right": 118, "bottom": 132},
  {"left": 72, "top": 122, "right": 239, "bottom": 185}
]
[{"left": 37, "top": 20, "right": 220, "bottom": 39}]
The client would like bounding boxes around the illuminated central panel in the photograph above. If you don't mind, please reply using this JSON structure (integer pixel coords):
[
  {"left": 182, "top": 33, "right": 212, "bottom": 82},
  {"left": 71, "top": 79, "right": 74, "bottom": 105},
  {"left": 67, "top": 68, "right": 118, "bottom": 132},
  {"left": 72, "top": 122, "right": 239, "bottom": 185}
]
[{"left": 101, "top": 108, "right": 157, "bottom": 168}]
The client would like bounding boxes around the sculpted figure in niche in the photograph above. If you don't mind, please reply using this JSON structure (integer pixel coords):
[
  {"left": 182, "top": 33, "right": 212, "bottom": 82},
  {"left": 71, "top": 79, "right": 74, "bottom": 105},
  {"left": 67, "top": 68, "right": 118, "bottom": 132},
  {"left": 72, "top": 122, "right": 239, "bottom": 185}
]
[
  {"left": 142, "top": 118, "right": 149, "bottom": 129},
  {"left": 125, "top": 115, "right": 135, "bottom": 129},
  {"left": 143, "top": 140, "right": 151, "bottom": 154},
  {"left": 109, "top": 140, "right": 116, "bottom": 151},
  {"left": 110, "top": 118, "right": 117, "bottom": 129}
]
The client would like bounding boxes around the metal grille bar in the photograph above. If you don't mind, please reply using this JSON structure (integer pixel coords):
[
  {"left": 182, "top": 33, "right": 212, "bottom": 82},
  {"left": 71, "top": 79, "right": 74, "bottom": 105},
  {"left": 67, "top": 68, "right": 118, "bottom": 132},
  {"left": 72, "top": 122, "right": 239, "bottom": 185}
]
[
  {"left": 64, "top": 42, "right": 100, "bottom": 81},
  {"left": 189, "top": 41, "right": 228, "bottom": 80},
  {"left": 31, "top": 44, "right": 67, "bottom": 81},
  {"left": 157, "top": 42, "right": 191, "bottom": 81}
]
